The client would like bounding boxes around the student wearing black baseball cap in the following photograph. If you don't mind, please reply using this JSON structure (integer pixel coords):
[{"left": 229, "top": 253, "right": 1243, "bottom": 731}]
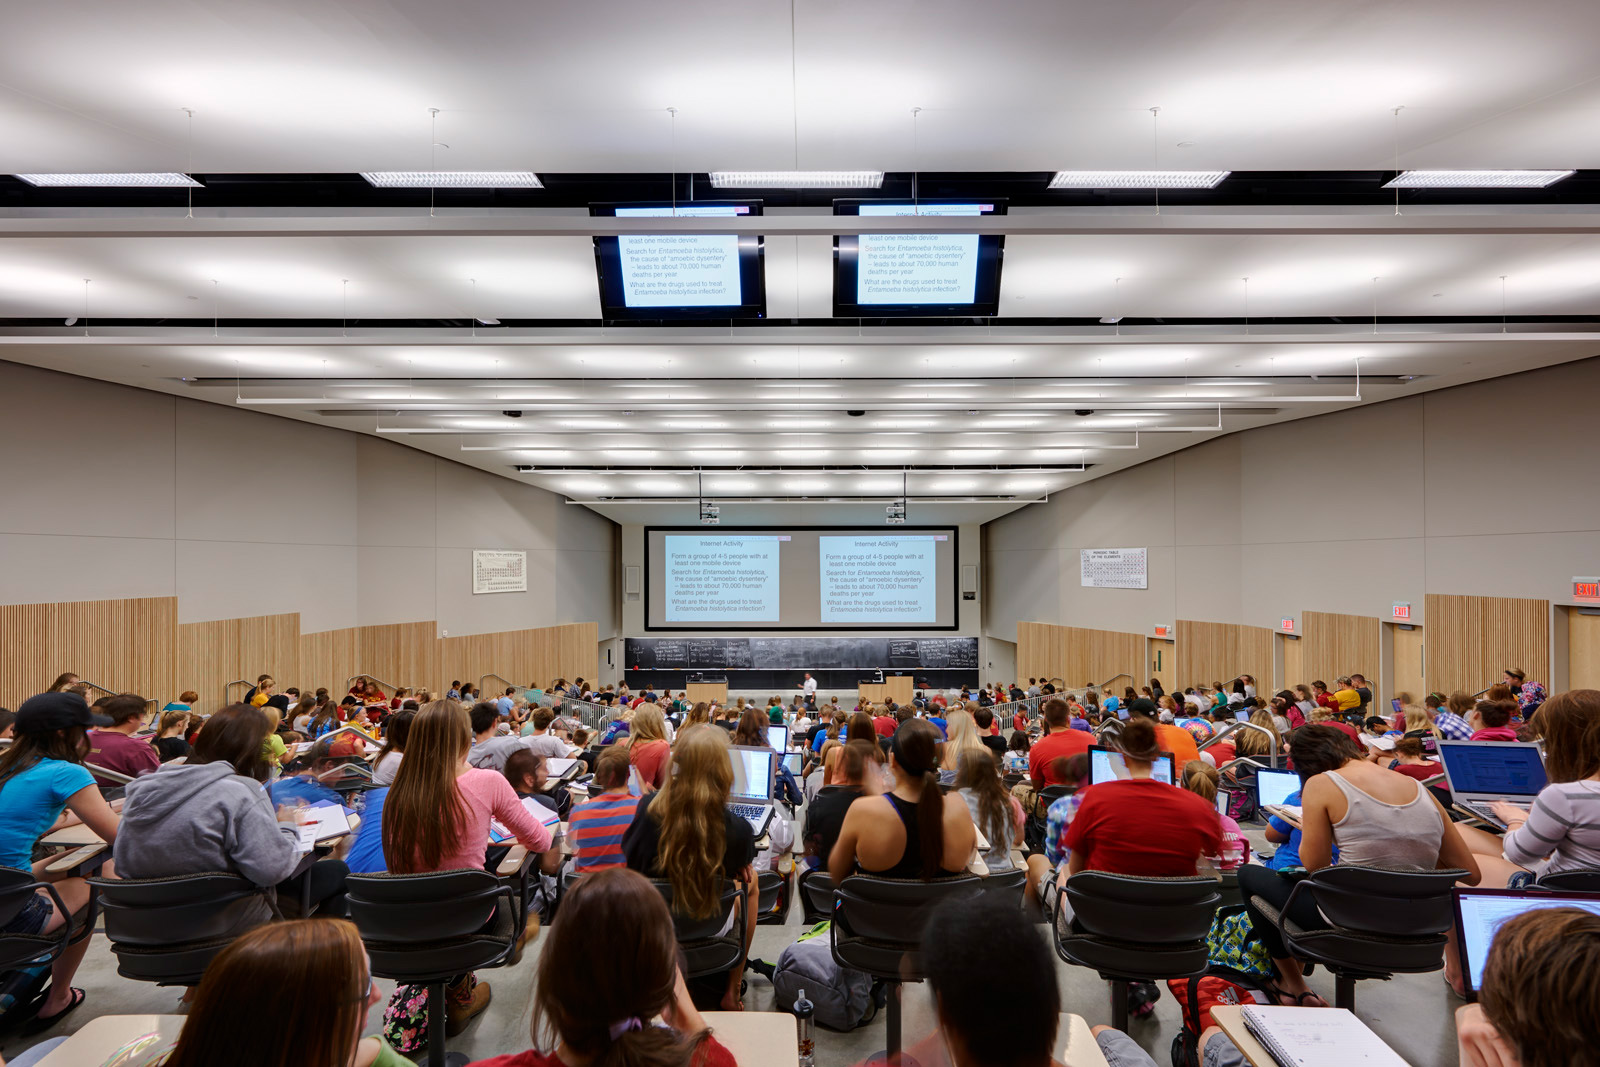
[{"left": 0, "top": 690, "right": 120, "bottom": 1032}]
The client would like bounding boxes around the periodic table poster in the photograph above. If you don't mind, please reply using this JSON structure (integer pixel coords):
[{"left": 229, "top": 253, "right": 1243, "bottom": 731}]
[{"left": 1080, "top": 547, "right": 1148, "bottom": 589}]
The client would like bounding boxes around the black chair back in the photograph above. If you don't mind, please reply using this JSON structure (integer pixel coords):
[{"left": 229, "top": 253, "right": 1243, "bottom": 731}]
[
  {"left": 1297, "top": 866, "right": 1462, "bottom": 937},
  {"left": 978, "top": 867, "right": 1027, "bottom": 908},
  {"left": 650, "top": 879, "right": 746, "bottom": 978},
  {"left": 347, "top": 869, "right": 517, "bottom": 982},
  {"left": 831, "top": 873, "right": 983, "bottom": 981},
  {"left": 89, "top": 872, "right": 269, "bottom": 986},
  {"left": 1066, "top": 871, "right": 1220, "bottom": 945},
  {"left": 797, "top": 867, "right": 836, "bottom": 924},
  {"left": 0, "top": 867, "right": 73, "bottom": 974},
  {"left": 1536, "top": 869, "right": 1600, "bottom": 893}
]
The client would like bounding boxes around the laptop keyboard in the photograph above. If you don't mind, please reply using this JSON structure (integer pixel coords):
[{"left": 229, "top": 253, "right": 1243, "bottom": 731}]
[
  {"left": 730, "top": 802, "right": 767, "bottom": 821},
  {"left": 1462, "top": 799, "right": 1531, "bottom": 825}
]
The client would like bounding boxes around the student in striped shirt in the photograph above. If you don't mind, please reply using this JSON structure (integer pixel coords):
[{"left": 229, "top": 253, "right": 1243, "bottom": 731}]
[{"left": 568, "top": 745, "right": 640, "bottom": 871}]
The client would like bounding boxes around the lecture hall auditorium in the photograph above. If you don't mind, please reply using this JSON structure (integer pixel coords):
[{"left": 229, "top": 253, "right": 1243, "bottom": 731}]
[{"left": 4, "top": 2, "right": 1600, "bottom": 1066}]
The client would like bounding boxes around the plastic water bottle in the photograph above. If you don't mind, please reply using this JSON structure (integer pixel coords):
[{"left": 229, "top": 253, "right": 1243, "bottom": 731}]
[{"left": 794, "top": 987, "right": 815, "bottom": 1067}]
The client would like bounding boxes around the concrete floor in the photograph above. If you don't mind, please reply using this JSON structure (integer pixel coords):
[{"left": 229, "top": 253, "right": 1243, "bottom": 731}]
[{"left": 2, "top": 822, "right": 1462, "bottom": 1067}]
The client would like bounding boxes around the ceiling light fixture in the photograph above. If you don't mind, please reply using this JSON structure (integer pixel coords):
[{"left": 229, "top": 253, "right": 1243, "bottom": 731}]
[
  {"left": 359, "top": 171, "right": 543, "bottom": 188},
  {"left": 15, "top": 172, "right": 201, "bottom": 187},
  {"left": 1048, "top": 170, "right": 1229, "bottom": 189},
  {"left": 709, "top": 170, "right": 884, "bottom": 188},
  {"left": 1382, "top": 170, "right": 1574, "bottom": 189}
]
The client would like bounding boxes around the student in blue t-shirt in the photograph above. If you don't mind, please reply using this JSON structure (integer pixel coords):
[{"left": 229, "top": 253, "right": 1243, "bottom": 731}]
[
  {"left": 1262, "top": 788, "right": 1339, "bottom": 870},
  {"left": 926, "top": 712, "right": 949, "bottom": 739},
  {"left": 0, "top": 692, "right": 122, "bottom": 1029},
  {"left": 268, "top": 738, "right": 353, "bottom": 811},
  {"left": 344, "top": 786, "right": 388, "bottom": 873}
]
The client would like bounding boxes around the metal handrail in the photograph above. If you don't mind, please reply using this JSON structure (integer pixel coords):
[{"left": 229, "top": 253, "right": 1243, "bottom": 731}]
[
  {"left": 1091, "top": 673, "right": 1134, "bottom": 692},
  {"left": 345, "top": 674, "right": 403, "bottom": 698},
  {"left": 84, "top": 759, "right": 136, "bottom": 785},
  {"left": 989, "top": 695, "right": 1044, "bottom": 723},
  {"left": 1199, "top": 720, "right": 1281, "bottom": 768},
  {"left": 1472, "top": 684, "right": 1496, "bottom": 699},
  {"left": 78, "top": 680, "right": 117, "bottom": 697},
  {"left": 223, "top": 679, "right": 251, "bottom": 706},
  {"left": 557, "top": 695, "right": 610, "bottom": 730},
  {"left": 480, "top": 672, "right": 524, "bottom": 696}
]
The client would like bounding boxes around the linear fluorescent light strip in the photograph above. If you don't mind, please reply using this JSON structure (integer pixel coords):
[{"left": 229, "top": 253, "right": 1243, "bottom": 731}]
[
  {"left": 709, "top": 170, "right": 884, "bottom": 188},
  {"left": 1048, "top": 170, "right": 1230, "bottom": 189},
  {"left": 15, "top": 172, "right": 201, "bottom": 187},
  {"left": 359, "top": 171, "right": 543, "bottom": 188},
  {"left": 1383, "top": 170, "right": 1574, "bottom": 189}
]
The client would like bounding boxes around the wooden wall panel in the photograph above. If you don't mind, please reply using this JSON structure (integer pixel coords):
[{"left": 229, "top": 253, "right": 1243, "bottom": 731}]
[
  {"left": 0, "top": 603, "right": 51, "bottom": 710},
  {"left": 1175, "top": 620, "right": 1272, "bottom": 694},
  {"left": 439, "top": 622, "right": 599, "bottom": 694},
  {"left": 1301, "top": 611, "right": 1382, "bottom": 692},
  {"left": 1570, "top": 610, "right": 1600, "bottom": 691},
  {"left": 300, "top": 628, "right": 360, "bottom": 699},
  {"left": 357, "top": 622, "right": 440, "bottom": 695},
  {"left": 0, "top": 598, "right": 176, "bottom": 710},
  {"left": 178, "top": 613, "right": 300, "bottom": 713},
  {"left": 1427, "top": 594, "right": 1549, "bottom": 696},
  {"left": 1016, "top": 622, "right": 1143, "bottom": 691}
]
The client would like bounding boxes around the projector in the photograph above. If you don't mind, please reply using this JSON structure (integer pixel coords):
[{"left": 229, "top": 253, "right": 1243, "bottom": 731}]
[
  {"left": 699, "top": 503, "right": 720, "bottom": 525},
  {"left": 885, "top": 502, "right": 907, "bottom": 524}
]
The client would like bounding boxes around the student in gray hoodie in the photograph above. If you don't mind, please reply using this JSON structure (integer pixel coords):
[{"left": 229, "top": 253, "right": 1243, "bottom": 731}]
[{"left": 112, "top": 703, "right": 348, "bottom": 931}]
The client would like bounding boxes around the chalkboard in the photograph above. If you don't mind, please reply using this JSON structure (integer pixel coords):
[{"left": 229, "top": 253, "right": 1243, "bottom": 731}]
[{"left": 625, "top": 636, "right": 978, "bottom": 672}]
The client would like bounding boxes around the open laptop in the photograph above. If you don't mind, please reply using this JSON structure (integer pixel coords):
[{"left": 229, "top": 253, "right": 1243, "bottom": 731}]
[
  {"left": 1256, "top": 767, "right": 1301, "bottom": 810},
  {"left": 767, "top": 724, "right": 790, "bottom": 752},
  {"left": 1436, "top": 741, "right": 1547, "bottom": 827},
  {"left": 1087, "top": 744, "right": 1175, "bottom": 785},
  {"left": 781, "top": 751, "right": 804, "bottom": 777},
  {"left": 1454, "top": 887, "right": 1600, "bottom": 999},
  {"left": 727, "top": 745, "right": 776, "bottom": 837}
]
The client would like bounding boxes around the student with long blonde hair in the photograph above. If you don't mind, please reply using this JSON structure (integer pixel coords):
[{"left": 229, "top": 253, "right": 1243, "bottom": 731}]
[
  {"left": 628, "top": 704, "right": 672, "bottom": 792},
  {"left": 381, "top": 700, "right": 557, "bottom": 1029},
  {"left": 683, "top": 701, "right": 712, "bottom": 730},
  {"left": 622, "top": 725, "right": 757, "bottom": 1011},
  {"left": 939, "top": 707, "right": 989, "bottom": 780}
]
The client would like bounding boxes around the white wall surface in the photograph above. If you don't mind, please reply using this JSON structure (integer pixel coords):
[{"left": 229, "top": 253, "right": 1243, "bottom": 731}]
[
  {"left": 984, "top": 356, "right": 1600, "bottom": 642},
  {"left": 0, "top": 361, "right": 618, "bottom": 639}
]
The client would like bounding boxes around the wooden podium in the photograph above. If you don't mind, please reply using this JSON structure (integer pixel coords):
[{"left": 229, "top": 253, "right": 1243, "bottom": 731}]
[
  {"left": 685, "top": 682, "right": 728, "bottom": 705},
  {"left": 858, "top": 676, "right": 914, "bottom": 707}
]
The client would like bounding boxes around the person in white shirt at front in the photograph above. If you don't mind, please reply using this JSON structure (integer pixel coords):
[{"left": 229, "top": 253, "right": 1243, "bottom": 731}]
[
  {"left": 522, "top": 707, "right": 578, "bottom": 759},
  {"left": 798, "top": 672, "right": 818, "bottom": 700}
]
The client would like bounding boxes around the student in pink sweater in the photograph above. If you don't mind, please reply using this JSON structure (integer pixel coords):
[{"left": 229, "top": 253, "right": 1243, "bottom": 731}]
[{"left": 382, "top": 699, "right": 557, "bottom": 1031}]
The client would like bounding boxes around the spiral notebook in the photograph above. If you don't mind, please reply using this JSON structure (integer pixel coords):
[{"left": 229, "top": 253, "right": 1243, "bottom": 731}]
[{"left": 1239, "top": 1006, "right": 1407, "bottom": 1067}]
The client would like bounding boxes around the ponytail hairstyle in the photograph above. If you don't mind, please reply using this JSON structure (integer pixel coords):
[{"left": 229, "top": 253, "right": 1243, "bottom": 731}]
[
  {"left": 532, "top": 868, "right": 710, "bottom": 1067},
  {"left": 650, "top": 726, "right": 732, "bottom": 919},
  {"left": 1181, "top": 759, "right": 1220, "bottom": 802},
  {"left": 889, "top": 719, "right": 946, "bottom": 879}
]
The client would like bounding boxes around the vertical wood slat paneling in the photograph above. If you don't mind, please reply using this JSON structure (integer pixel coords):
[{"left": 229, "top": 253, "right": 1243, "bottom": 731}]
[
  {"left": 1426, "top": 594, "right": 1550, "bottom": 696},
  {"left": 0, "top": 597, "right": 177, "bottom": 710},
  {"left": 438, "top": 622, "right": 599, "bottom": 694},
  {"left": 177, "top": 613, "right": 300, "bottom": 713},
  {"left": 299, "top": 628, "right": 360, "bottom": 699},
  {"left": 356, "top": 622, "right": 441, "bottom": 695},
  {"left": 1301, "top": 611, "right": 1382, "bottom": 691},
  {"left": 1175, "top": 620, "right": 1272, "bottom": 694},
  {"left": 1015, "top": 622, "right": 1144, "bottom": 690}
]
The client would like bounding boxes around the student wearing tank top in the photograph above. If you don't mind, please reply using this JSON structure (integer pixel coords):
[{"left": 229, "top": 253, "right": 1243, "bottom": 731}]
[
  {"left": 828, "top": 718, "right": 976, "bottom": 883},
  {"left": 1238, "top": 724, "right": 1480, "bottom": 1007}
]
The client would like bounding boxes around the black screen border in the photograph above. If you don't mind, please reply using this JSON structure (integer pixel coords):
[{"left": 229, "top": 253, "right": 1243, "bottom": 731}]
[
  {"left": 590, "top": 200, "right": 767, "bottom": 321},
  {"left": 832, "top": 197, "right": 1007, "bottom": 318},
  {"left": 643, "top": 524, "right": 961, "bottom": 633}
]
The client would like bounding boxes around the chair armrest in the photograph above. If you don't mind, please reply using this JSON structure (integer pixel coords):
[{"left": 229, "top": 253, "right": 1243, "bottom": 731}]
[
  {"left": 44, "top": 842, "right": 109, "bottom": 877},
  {"left": 1276, "top": 877, "right": 1315, "bottom": 952},
  {"left": 496, "top": 845, "right": 530, "bottom": 877}
]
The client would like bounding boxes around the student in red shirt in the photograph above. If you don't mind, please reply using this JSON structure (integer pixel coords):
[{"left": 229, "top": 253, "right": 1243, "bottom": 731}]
[
  {"left": 872, "top": 706, "right": 897, "bottom": 738},
  {"left": 86, "top": 692, "right": 161, "bottom": 786},
  {"left": 467, "top": 867, "right": 735, "bottom": 1067},
  {"left": 1028, "top": 698, "right": 1093, "bottom": 791},
  {"left": 1470, "top": 700, "right": 1521, "bottom": 742},
  {"left": 627, "top": 705, "right": 672, "bottom": 793}
]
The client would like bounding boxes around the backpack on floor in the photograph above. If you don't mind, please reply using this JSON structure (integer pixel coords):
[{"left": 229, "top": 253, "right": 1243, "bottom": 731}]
[
  {"left": 0, "top": 961, "right": 51, "bottom": 1035},
  {"left": 771, "top": 921, "right": 875, "bottom": 1031}
]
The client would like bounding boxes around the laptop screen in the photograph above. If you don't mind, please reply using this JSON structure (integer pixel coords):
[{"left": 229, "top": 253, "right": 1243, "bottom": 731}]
[
  {"left": 1455, "top": 888, "right": 1600, "bottom": 993},
  {"left": 1088, "top": 745, "right": 1175, "bottom": 785},
  {"left": 728, "top": 746, "right": 774, "bottom": 802},
  {"left": 781, "top": 751, "right": 803, "bottom": 776},
  {"left": 1438, "top": 742, "right": 1548, "bottom": 797},
  {"left": 1256, "top": 768, "right": 1301, "bottom": 809},
  {"left": 767, "top": 724, "right": 789, "bottom": 751}
]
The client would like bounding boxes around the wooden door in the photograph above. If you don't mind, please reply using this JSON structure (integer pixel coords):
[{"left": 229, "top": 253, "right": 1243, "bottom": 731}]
[
  {"left": 1393, "top": 625, "right": 1426, "bottom": 703},
  {"left": 1281, "top": 635, "right": 1303, "bottom": 692},
  {"left": 1572, "top": 611, "right": 1600, "bottom": 690},
  {"left": 1149, "top": 639, "right": 1175, "bottom": 693}
]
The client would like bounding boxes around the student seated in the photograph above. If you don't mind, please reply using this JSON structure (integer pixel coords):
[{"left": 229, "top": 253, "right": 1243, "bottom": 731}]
[
  {"left": 120, "top": 918, "right": 408, "bottom": 1067},
  {"left": 627, "top": 704, "right": 672, "bottom": 793},
  {"left": 803, "top": 739, "right": 877, "bottom": 869},
  {"left": 1024, "top": 697, "right": 1093, "bottom": 800},
  {"left": 895, "top": 894, "right": 1066, "bottom": 1067},
  {"left": 828, "top": 719, "right": 977, "bottom": 884},
  {"left": 1179, "top": 760, "right": 1249, "bottom": 869},
  {"left": 938, "top": 708, "right": 990, "bottom": 784},
  {"left": 268, "top": 737, "right": 352, "bottom": 809},
  {"left": 622, "top": 725, "right": 758, "bottom": 1011},
  {"left": 1239, "top": 724, "right": 1480, "bottom": 1006},
  {"left": 115, "top": 703, "right": 348, "bottom": 927},
  {"left": 503, "top": 747, "right": 570, "bottom": 820},
  {"left": 953, "top": 748, "right": 1023, "bottom": 874},
  {"left": 149, "top": 709, "right": 193, "bottom": 763},
  {"left": 566, "top": 746, "right": 639, "bottom": 873},
  {"left": 1471, "top": 698, "right": 1521, "bottom": 742},
  {"left": 86, "top": 691, "right": 161, "bottom": 785},
  {"left": 466, "top": 868, "right": 736, "bottom": 1067},
  {"left": 1456, "top": 906, "right": 1600, "bottom": 1067},
  {"left": 0, "top": 691, "right": 120, "bottom": 1031},
  {"left": 371, "top": 708, "right": 412, "bottom": 786},
  {"left": 381, "top": 700, "right": 558, "bottom": 1027},
  {"left": 521, "top": 707, "right": 576, "bottom": 757},
  {"left": 466, "top": 701, "right": 525, "bottom": 773}
]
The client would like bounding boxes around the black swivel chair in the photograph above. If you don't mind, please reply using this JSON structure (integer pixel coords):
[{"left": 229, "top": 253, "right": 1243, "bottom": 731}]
[
  {"left": 756, "top": 867, "right": 793, "bottom": 926},
  {"left": 0, "top": 866, "right": 100, "bottom": 1025},
  {"left": 1250, "top": 865, "right": 1467, "bottom": 1010},
  {"left": 1053, "top": 872, "right": 1221, "bottom": 1030},
  {"left": 830, "top": 874, "right": 983, "bottom": 1063},
  {"left": 797, "top": 867, "right": 836, "bottom": 924},
  {"left": 347, "top": 869, "right": 519, "bottom": 1067},
  {"left": 650, "top": 879, "right": 748, "bottom": 978},
  {"left": 90, "top": 872, "right": 271, "bottom": 986},
  {"left": 1536, "top": 868, "right": 1600, "bottom": 892}
]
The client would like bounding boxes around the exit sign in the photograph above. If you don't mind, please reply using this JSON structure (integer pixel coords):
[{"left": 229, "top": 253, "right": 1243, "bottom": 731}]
[
  {"left": 1281, "top": 618, "right": 1295, "bottom": 633},
  {"left": 1392, "top": 602, "right": 1412, "bottom": 621},
  {"left": 1154, "top": 625, "right": 1171, "bottom": 638},
  {"left": 1576, "top": 577, "right": 1600, "bottom": 601}
]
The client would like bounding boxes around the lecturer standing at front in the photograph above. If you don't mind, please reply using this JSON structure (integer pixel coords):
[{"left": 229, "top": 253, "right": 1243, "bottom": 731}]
[{"left": 798, "top": 673, "right": 817, "bottom": 699}]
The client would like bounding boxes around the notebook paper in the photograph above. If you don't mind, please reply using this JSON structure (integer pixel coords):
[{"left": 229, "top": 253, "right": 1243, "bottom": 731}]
[{"left": 1240, "top": 1006, "right": 1406, "bottom": 1067}]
